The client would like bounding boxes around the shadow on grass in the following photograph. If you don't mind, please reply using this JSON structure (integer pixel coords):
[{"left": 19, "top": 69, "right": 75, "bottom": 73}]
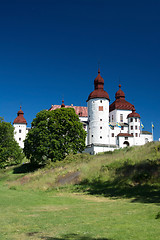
[
  {"left": 76, "top": 159, "right": 160, "bottom": 204},
  {"left": 77, "top": 180, "right": 160, "bottom": 204},
  {"left": 40, "top": 233, "right": 112, "bottom": 240},
  {"left": 13, "top": 163, "right": 43, "bottom": 174}
]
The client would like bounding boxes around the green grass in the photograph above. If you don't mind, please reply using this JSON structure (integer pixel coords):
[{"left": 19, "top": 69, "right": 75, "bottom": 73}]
[
  {"left": 0, "top": 182, "right": 160, "bottom": 240},
  {"left": 0, "top": 142, "right": 160, "bottom": 239}
]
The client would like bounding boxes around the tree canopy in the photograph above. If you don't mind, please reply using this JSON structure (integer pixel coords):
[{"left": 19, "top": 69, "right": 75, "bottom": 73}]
[
  {"left": 0, "top": 118, "right": 24, "bottom": 168},
  {"left": 24, "top": 108, "right": 86, "bottom": 165}
]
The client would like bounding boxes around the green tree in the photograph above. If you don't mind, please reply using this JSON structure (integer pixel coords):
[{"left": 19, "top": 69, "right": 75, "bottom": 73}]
[
  {"left": 0, "top": 118, "right": 24, "bottom": 168},
  {"left": 24, "top": 108, "right": 86, "bottom": 165}
]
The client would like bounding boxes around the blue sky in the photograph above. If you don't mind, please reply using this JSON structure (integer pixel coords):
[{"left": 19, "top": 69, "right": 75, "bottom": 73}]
[{"left": 0, "top": 0, "right": 160, "bottom": 140}]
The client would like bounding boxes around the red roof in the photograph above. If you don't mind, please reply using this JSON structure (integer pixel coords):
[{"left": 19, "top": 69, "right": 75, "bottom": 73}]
[
  {"left": 110, "top": 84, "right": 134, "bottom": 112},
  {"left": 13, "top": 107, "right": 27, "bottom": 124},
  {"left": 115, "top": 84, "right": 125, "bottom": 99},
  {"left": 117, "top": 133, "right": 133, "bottom": 137},
  {"left": 127, "top": 107, "right": 140, "bottom": 118},
  {"left": 49, "top": 105, "right": 88, "bottom": 117},
  {"left": 87, "top": 69, "right": 110, "bottom": 102},
  {"left": 61, "top": 100, "right": 65, "bottom": 108}
]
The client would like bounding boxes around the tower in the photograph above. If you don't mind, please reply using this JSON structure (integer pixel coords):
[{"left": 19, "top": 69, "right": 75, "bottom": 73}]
[
  {"left": 13, "top": 106, "right": 27, "bottom": 148},
  {"left": 87, "top": 69, "right": 110, "bottom": 146},
  {"left": 127, "top": 107, "right": 141, "bottom": 145}
]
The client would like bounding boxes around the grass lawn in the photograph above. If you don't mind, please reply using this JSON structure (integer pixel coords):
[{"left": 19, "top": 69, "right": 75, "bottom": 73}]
[
  {"left": 0, "top": 182, "right": 160, "bottom": 240},
  {"left": 1, "top": 142, "right": 160, "bottom": 240}
]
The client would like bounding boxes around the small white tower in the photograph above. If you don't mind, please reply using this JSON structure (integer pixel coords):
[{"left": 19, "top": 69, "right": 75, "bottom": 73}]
[
  {"left": 87, "top": 69, "right": 110, "bottom": 146},
  {"left": 13, "top": 106, "right": 27, "bottom": 148},
  {"left": 127, "top": 107, "right": 141, "bottom": 145}
]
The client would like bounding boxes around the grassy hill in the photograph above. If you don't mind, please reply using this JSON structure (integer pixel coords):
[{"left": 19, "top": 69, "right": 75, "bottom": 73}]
[
  {"left": 0, "top": 142, "right": 160, "bottom": 240},
  {"left": 3, "top": 141, "right": 160, "bottom": 202}
]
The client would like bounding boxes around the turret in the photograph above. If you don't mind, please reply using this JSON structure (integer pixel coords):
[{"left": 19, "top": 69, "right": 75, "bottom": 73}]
[
  {"left": 127, "top": 107, "right": 141, "bottom": 145},
  {"left": 13, "top": 106, "right": 27, "bottom": 148},
  {"left": 87, "top": 69, "right": 110, "bottom": 145}
]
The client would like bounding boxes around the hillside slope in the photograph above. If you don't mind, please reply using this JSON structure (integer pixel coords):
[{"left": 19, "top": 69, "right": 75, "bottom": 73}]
[{"left": 2, "top": 141, "right": 160, "bottom": 203}]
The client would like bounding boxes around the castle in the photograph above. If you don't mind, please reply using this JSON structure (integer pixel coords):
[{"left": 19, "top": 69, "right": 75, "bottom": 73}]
[{"left": 13, "top": 69, "right": 153, "bottom": 153}]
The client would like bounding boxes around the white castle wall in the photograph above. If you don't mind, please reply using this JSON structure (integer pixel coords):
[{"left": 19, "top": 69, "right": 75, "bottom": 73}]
[
  {"left": 140, "top": 133, "right": 153, "bottom": 144},
  {"left": 88, "top": 98, "right": 110, "bottom": 145},
  {"left": 109, "top": 109, "right": 132, "bottom": 123},
  {"left": 128, "top": 117, "right": 141, "bottom": 145},
  {"left": 118, "top": 136, "right": 134, "bottom": 148},
  {"left": 14, "top": 123, "right": 28, "bottom": 148}
]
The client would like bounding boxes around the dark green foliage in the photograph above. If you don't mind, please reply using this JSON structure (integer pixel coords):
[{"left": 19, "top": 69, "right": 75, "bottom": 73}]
[
  {"left": 0, "top": 118, "right": 24, "bottom": 168},
  {"left": 24, "top": 108, "right": 86, "bottom": 165}
]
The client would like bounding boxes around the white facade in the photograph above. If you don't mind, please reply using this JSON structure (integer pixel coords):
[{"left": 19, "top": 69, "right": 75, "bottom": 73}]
[
  {"left": 14, "top": 124, "right": 29, "bottom": 148},
  {"left": 88, "top": 98, "right": 110, "bottom": 145},
  {"left": 83, "top": 70, "right": 153, "bottom": 154},
  {"left": 13, "top": 107, "right": 30, "bottom": 148}
]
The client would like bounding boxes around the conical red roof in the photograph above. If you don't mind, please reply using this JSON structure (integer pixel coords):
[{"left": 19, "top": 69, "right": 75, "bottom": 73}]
[
  {"left": 115, "top": 84, "right": 125, "bottom": 99},
  {"left": 127, "top": 107, "right": 140, "bottom": 118},
  {"left": 13, "top": 106, "right": 27, "bottom": 124},
  {"left": 110, "top": 84, "right": 133, "bottom": 112},
  {"left": 61, "top": 100, "right": 65, "bottom": 108},
  {"left": 87, "top": 69, "right": 110, "bottom": 101}
]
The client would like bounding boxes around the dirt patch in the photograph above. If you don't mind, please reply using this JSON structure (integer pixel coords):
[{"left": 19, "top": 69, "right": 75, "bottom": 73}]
[
  {"left": 56, "top": 171, "right": 80, "bottom": 185},
  {"left": 32, "top": 205, "right": 68, "bottom": 212}
]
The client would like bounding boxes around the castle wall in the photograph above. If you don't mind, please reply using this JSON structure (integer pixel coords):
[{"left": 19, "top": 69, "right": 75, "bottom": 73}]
[
  {"left": 88, "top": 98, "right": 109, "bottom": 145},
  {"left": 14, "top": 123, "right": 27, "bottom": 148}
]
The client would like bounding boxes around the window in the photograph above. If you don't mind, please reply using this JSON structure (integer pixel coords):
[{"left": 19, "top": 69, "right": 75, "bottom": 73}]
[
  {"left": 83, "top": 125, "right": 86, "bottom": 129},
  {"left": 100, "top": 119, "right": 102, "bottom": 121},
  {"left": 100, "top": 100, "right": 102, "bottom": 103},
  {"left": 120, "top": 114, "right": 123, "bottom": 122},
  {"left": 100, "top": 126, "right": 102, "bottom": 129},
  {"left": 135, "top": 133, "right": 138, "bottom": 137},
  {"left": 19, "top": 138, "right": 21, "bottom": 141},
  {"left": 125, "top": 137, "right": 128, "bottom": 140},
  {"left": 109, "top": 116, "right": 110, "bottom": 122},
  {"left": 100, "top": 136, "right": 102, "bottom": 139},
  {"left": 135, "top": 118, "right": 137, "bottom": 122},
  {"left": 99, "top": 106, "right": 103, "bottom": 111},
  {"left": 19, "top": 129, "right": 21, "bottom": 133},
  {"left": 131, "top": 126, "right": 133, "bottom": 130},
  {"left": 112, "top": 133, "right": 114, "bottom": 137},
  {"left": 130, "top": 118, "right": 133, "bottom": 122},
  {"left": 135, "top": 126, "right": 137, "bottom": 130},
  {"left": 92, "top": 135, "right": 93, "bottom": 137},
  {"left": 121, "top": 126, "right": 124, "bottom": 130},
  {"left": 112, "top": 115, "right": 113, "bottom": 121}
]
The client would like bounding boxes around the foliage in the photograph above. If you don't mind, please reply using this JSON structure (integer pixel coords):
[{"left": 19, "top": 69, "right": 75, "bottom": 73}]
[
  {"left": 0, "top": 118, "right": 24, "bottom": 168},
  {"left": 24, "top": 108, "right": 86, "bottom": 165}
]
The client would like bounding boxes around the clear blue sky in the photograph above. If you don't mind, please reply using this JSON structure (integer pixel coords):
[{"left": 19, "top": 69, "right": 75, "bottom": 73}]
[{"left": 0, "top": 0, "right": 160, "bottom": 140}]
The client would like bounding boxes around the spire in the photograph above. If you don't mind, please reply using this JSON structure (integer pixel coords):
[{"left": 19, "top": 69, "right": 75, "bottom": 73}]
[
  {"left": 115, "top": 83, "right": 125, "bottom": 99},
  {"left": 94, "top": 68, "right": 104, "bottom": 90},
  {"left": 87, "top": 69, "right": 110, "bottom": 101},
  {"left": 61, "top": 100, "right": 65, "bottom": 108},
  {"left": 13, "top": 106, "right": 27, "bottom": 124}
]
